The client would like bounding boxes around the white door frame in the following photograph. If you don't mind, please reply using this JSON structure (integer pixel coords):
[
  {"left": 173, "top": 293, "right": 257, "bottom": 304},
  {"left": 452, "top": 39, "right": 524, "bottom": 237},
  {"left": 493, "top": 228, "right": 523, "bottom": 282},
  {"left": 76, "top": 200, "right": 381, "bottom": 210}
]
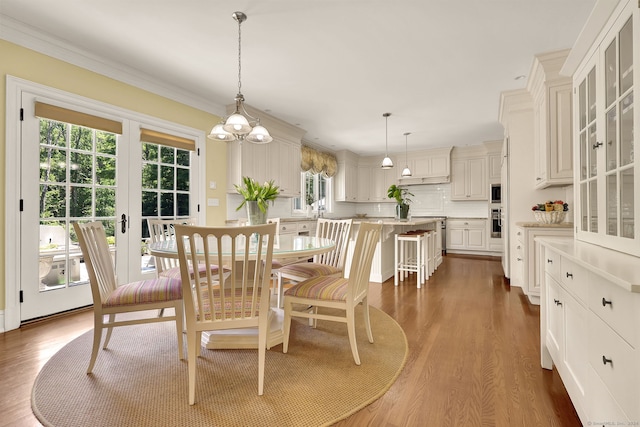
[{"left": 3, "top": 76, "right": 205, "bottom": 332}]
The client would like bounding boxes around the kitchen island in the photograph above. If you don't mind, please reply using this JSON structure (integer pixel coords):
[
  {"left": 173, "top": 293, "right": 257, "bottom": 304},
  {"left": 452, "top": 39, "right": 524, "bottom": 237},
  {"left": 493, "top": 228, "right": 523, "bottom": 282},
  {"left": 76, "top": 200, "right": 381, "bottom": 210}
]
[{"left": 344, "top": 217, "right": 444, "bottom": 283}]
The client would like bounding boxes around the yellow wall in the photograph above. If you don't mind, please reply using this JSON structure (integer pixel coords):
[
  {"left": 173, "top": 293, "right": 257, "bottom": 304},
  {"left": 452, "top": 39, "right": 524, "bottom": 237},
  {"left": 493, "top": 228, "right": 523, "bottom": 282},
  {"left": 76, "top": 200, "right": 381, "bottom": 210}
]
[{"left": 0, "top": 40, "right": 228, "bottom": 310}]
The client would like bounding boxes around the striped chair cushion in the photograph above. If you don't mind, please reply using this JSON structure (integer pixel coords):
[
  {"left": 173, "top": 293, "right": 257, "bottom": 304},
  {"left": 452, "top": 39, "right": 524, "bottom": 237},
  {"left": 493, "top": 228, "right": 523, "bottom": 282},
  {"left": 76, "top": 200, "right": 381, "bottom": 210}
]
[
  {"left": 160, "top": 264, "right": 227, "bottom": 280},
  {"left": 278, "top": 262, "right": 341, "bottom": 280},
  {"left": 104, "top": 277, "right": 182, "bottom": 307},
  {"left": 284, "top": 275, "right": 349, "bottom": 301},
  {"left": 195, "top": 287, "right": 263, "bottom": 321}
]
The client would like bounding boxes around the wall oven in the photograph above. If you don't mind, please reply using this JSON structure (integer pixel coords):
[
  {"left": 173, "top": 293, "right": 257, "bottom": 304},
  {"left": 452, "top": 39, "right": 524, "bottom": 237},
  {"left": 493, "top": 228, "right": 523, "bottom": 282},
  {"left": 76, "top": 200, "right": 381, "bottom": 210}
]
[{"left": 491, "top": 208, "right": 501, "bottom": 238}]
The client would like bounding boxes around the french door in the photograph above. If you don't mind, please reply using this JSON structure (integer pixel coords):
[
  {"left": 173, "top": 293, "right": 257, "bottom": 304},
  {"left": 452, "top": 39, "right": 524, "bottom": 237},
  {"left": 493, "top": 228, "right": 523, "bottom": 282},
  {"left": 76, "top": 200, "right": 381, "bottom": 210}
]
[{"left": 17, "top": 91, "right": 201, "bottom": 321}]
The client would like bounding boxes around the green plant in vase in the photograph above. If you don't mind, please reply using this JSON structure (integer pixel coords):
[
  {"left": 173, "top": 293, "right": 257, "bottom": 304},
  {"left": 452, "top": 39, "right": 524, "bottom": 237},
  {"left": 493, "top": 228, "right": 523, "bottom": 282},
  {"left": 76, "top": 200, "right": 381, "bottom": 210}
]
[
  {"left": 234, "top": 176, "right": 280, "bottom": 224},
  {"left": 387, "top": 184, "right": 413, "bottom": 220}
]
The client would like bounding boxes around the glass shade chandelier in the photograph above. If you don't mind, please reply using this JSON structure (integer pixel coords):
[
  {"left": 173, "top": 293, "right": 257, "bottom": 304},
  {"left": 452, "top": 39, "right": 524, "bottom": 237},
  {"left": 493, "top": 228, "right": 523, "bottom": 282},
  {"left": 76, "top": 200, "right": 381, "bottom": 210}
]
[
  {"left": 380, "top": 113, "right": 393, "bottom": 169},
  {"left": 401, "top": 132, "right": 412, "bottom": 177},
  {"left": 208, "top": 12, "right": 272, "bottom": 144}
]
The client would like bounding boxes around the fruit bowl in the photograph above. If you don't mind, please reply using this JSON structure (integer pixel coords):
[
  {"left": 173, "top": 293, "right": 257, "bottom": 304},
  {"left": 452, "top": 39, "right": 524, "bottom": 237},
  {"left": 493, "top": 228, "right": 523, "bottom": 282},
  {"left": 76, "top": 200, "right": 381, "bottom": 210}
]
[{"left": 533, "top": 210, "right": 566, "bottom": 224}]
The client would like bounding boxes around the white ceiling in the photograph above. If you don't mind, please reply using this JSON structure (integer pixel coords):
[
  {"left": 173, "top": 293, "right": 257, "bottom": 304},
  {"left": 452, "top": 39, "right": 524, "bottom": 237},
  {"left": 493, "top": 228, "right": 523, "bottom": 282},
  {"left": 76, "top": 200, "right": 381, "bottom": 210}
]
[{"left": 0, "top": 1, "right": 596, "bottom": 156}]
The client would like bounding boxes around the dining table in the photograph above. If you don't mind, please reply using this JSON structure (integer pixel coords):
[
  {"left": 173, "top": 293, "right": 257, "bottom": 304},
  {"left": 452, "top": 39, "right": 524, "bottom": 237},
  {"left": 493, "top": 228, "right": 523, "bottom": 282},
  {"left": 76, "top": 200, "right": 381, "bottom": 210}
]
[{"left": 148, "top": 233, "right": 336, "bottom": 350}]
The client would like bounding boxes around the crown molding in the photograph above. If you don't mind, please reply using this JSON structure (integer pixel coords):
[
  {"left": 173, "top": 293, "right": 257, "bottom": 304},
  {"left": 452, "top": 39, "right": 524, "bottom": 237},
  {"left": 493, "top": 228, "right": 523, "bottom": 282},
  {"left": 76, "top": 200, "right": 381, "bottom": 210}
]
[{"left": 0, "top": 14, "right": 225, "bottom": 117}]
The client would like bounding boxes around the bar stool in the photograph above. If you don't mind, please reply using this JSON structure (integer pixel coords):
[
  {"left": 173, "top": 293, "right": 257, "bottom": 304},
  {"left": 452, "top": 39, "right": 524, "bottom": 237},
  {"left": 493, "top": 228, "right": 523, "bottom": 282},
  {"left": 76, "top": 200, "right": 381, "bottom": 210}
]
[
  {"left": 394, "top": 231, "right": 427, "bottom": 288},
  {"left": 408, "top": 229, "right": 436, "bottom": 278}
]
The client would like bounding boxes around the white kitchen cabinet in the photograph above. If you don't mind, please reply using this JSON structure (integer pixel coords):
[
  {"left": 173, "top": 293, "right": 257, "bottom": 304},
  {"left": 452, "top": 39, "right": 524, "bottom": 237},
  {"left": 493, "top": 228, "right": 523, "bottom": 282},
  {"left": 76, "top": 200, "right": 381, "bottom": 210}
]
[
  {"left": 356, "top": 156, "right": 396, "bottom": 202},
  {"left": 334, "top": 150, "right": 358, "bottom": 202},
  {"left": 538, "top": 237, "right": 640, "bottom": 425},
  {"left": 451, "top": 158, "right": 487, "bottom": 200},
  {"left": 514, "top": 224, "right": 573, "bottom": 305},
  {"left": 446, "top": 219, "right": 486, "bottom": 252},
  {"left": 397, "top": 147, "right": 452, "bottom": 185},
  {"left": 227, "top": 138, "right": 301, "bottom": 197},
  {"left": 450, "top": 146, "right": 488, "bottom": 201},
  {"left": 528, "top": 50, "right": 573, "bottom": 189},
  {"left": 571, "top": 0, "right": 640, "bottom": 256}
]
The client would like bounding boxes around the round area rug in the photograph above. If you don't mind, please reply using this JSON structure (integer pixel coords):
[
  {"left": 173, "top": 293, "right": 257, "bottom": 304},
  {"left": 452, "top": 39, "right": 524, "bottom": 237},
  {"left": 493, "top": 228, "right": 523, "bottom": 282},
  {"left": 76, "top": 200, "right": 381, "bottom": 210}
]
[{"left": 32, "top": 306, "right": 407, "bottom": 427}]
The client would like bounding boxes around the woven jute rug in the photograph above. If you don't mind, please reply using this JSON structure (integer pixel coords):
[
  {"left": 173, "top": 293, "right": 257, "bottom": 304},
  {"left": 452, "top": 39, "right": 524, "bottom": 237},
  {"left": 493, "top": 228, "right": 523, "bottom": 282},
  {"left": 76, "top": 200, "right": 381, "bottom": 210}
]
[{"left": 32, "top": 306, "right": 407, "bottom": 427}]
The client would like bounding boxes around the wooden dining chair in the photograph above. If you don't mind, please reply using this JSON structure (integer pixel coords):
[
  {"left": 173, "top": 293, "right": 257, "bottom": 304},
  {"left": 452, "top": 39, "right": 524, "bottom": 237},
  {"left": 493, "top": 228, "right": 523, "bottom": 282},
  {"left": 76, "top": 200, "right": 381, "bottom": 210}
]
[
  {"left": 147, "top": 218, "right": 230, "bottom": 282},
  {"left": 173, "top": 222, "right": 277, "bottom": 405},
  {"left": 73, "top": 221, "right": 184, "bottom": 374},
  {"left": 275, "top": 218, "right": 353, "bottom": 307},
  {"left": 282, "top": 221, "right": 382, "bottom": 365}
]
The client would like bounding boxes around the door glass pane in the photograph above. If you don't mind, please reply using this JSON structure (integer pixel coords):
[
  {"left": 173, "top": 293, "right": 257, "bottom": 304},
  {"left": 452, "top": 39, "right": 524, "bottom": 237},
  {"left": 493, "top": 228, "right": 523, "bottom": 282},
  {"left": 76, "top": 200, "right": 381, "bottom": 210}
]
[
  {"left": 589, "top": 124, "right": 598, "bottom": 177},
  {"left": 39, "top": 119, "right": 118, "bottom": 292},
  {"left": 589, "top": 180, "right": 598, "bottom": 233},
  {"left": 620, "top": 92, "right": 634, "bottom": 166},
  {"left": 606, "top": 174, "right": 618, "bottom": 236},
  {"left": 606, "top": 106, "right": 617, "bottom": 171},
  {"left": 605, "top": 39, "right": 617, "bottom": 108},
  {"left": 140, "top": 141, "right": 193, "bottom": 274},
  {"left": 621, "top": 168, "right": 634, "bottom": 238},
  {"left": 588, "top": 68, "right": 597, "bottom": 123},
  {"left": 580, "top": 131, "right": 587, "bottom": 180},
  {"left": 581, "top": 183, "right": 588, "bottom": 231},
  {"left": 619, "top": 17, "right": 633, "bottom": 95},
  {"left": 579, "top": 79, "right": 587, "bottom": 130}
]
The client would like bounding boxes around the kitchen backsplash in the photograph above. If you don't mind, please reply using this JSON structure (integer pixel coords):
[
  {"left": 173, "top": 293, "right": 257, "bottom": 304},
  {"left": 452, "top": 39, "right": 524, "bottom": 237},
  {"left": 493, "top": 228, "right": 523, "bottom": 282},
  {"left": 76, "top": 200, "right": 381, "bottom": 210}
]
[{"left": 227, "top": 183, "right": 489, "bottom": 220}]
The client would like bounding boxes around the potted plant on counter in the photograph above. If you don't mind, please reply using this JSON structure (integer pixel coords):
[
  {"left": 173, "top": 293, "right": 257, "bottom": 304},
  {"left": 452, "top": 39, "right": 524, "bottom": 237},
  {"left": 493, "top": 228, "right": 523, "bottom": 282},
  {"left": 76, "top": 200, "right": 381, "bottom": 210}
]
[
  {"left": 387, "top": 184, "right": 413, "bottom": 220},
  {"left": 235, "top": 176, "right": 280, "bottom": 225}
]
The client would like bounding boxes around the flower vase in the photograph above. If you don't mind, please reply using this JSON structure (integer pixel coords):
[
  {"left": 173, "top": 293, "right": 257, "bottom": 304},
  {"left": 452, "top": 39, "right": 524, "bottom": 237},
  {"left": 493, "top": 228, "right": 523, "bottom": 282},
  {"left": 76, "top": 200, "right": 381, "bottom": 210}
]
[
  {"left": 246, "top": 201, "right": 267, "bottom": 225},
  {"left": 396, "top": 204, "right": 410, "bottom": 221}
]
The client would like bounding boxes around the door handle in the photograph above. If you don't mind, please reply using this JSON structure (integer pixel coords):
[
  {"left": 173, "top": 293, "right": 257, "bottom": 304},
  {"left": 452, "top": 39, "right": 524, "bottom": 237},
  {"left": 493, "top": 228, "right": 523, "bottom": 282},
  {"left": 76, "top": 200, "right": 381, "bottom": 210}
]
[{"left": 120, "top": 213, "right": 128, "bottom": 234}]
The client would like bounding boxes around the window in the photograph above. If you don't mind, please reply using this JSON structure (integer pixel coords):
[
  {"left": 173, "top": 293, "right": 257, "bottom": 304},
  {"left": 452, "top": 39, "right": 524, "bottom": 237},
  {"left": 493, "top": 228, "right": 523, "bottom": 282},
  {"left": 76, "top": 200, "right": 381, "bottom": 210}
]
[{"left": 293, "top": 172, "right": 331, "bottom": 213}]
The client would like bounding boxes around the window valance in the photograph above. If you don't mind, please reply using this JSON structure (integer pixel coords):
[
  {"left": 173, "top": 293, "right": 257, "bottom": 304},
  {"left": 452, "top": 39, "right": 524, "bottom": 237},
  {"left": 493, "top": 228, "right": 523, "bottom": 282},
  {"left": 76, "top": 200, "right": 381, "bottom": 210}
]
[
  {"left": 34, "top": 101, "right": 123, "bottom": 134},
  {"left": 300, "top": 145, "right": 337, "bottom": 178}
]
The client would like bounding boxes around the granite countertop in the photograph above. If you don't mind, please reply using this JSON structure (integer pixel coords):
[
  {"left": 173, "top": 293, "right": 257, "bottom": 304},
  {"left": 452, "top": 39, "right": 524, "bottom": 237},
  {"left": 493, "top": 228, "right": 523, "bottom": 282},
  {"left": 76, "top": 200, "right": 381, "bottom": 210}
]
[{"left": 516, "top": 221, "right": 574, "bottom": 228}]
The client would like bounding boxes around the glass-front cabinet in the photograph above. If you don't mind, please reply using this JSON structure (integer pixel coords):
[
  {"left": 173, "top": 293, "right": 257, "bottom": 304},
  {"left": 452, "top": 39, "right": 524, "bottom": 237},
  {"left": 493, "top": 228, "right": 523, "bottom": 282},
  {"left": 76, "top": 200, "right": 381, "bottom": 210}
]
[{"left": 575, "top": 3, "right": 639, "bottom": 255}]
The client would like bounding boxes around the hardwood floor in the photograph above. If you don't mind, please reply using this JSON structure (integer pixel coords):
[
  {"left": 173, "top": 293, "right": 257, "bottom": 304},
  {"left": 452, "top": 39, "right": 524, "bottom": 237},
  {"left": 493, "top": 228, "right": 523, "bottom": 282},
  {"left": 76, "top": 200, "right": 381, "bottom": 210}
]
[{"left": 0, "top": 254, "right": 580, "bottom": 427}]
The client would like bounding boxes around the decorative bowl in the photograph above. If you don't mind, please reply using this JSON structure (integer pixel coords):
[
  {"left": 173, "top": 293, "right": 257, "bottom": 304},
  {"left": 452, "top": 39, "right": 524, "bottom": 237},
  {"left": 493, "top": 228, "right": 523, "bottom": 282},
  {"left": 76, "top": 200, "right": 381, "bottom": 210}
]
[{"left": 533, "top": 210, "right": 566, "bottom": 224}]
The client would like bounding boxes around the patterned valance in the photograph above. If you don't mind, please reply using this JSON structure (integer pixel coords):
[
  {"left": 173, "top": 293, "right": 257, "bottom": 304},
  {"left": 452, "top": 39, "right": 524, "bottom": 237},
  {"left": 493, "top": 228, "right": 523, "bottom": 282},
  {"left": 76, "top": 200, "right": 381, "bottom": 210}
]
[{"left": 300, "top": 145, "right": 338, "bottom": 178}]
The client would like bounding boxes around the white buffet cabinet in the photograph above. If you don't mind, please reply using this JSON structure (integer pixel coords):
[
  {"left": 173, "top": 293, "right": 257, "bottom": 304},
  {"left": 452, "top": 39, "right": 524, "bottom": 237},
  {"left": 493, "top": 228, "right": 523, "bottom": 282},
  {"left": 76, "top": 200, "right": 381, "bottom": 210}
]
[
  {"left": 537, "top": 237, "right": 640, "bottom": 425},
  {"left": 343, "top": 218, "right": 443, "bottom": 283}
]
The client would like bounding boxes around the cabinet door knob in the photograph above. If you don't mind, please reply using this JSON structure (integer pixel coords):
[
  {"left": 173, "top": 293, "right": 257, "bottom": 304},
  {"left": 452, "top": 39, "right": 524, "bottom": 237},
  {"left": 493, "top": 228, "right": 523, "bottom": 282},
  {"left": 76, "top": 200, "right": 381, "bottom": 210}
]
[
  {"left": 547, "top": 259, "right": 553, "bottom": 263},
  {"left": 565, "top": 272, "right": 573, "bottom": 279},
  {"left": 602, "top": 298, "right": 612, "bottom": 307},
  {"left": 593, "top": 141, "right": 603, "bottom": 149},
  {"left": 602, "top": 355, "right": 613, "bottom": 366}
]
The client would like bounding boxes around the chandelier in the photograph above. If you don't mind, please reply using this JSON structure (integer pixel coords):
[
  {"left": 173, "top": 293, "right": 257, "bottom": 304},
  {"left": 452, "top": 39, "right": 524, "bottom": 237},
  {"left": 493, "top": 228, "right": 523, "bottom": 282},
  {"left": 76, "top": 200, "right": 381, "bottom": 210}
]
[
  {"left": 401, "top": 132, "right": 412, "bottom": 177},
  {"left": 208, "top": 12, "right": 272, "bottom": 144},
  {"left": 380, "top": 113, "right": 393, "bottom": 169}
]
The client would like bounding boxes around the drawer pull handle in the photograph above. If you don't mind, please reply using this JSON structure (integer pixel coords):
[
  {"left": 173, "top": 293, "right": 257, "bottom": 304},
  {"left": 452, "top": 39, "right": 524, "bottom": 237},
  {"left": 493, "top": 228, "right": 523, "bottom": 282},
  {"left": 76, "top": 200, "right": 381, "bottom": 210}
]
[
  {"left": 553, "top": 299, "right": 562, "bottom": 306},
  {"left": 602, "top": 298, "right": 612, "bottom": 307},
  {"left": 602, "top": 355, "right": 613, "bottom": 366},
  {"left": 547, "top": 259, "right": 553, "bottom": 263},
  {"left": 565, "top": 272, "right": 573, "bottom": 279}
]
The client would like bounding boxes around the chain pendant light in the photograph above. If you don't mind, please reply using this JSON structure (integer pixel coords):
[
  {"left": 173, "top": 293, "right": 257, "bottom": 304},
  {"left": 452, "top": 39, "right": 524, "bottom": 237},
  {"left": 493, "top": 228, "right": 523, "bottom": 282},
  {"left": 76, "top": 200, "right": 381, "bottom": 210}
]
[
  {"left": 401, "top": 132, "right": 412, "bottom": 177},
  {"left": 208, "top": 12, "right": 272, "bottom": 144},
  {"left": 380, "top": 113, "right": 394, "bottom": 169}
]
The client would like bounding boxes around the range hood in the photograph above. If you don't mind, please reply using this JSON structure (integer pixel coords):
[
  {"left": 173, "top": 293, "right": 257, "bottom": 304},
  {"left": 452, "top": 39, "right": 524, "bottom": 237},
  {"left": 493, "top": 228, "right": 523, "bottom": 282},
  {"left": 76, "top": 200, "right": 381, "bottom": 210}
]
[
  {"left": 397, "top": 147, "right": 452, "bottom": 185},
  {"left": 399, "top": 175, "right": 450, "bottom": 185}
]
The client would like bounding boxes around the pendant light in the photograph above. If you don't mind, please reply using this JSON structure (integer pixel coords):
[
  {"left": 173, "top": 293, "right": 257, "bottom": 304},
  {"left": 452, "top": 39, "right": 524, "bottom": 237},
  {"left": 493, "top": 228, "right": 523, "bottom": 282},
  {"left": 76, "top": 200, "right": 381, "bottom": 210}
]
[
  {"left": 380, "top": 113, "right": 394, "bottom": 169},
  {"left": 401, "top": 132, "right": 412, "bottom": 177},
  {"left": 208, "top": 12, "right": 273, "bottom": 144}
]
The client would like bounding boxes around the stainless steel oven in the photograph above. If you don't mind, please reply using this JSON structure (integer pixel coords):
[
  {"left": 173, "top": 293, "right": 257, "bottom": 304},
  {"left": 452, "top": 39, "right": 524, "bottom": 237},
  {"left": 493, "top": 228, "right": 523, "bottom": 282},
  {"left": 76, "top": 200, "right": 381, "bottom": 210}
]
[{"left": 491, "top": 208, "right": 501, "bottom": 238}]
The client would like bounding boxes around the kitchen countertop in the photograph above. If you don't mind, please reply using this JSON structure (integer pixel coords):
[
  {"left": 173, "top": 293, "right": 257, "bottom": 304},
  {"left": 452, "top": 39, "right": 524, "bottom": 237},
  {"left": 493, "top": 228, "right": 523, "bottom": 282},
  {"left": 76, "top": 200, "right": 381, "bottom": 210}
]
[{"left": 516, "top": 221, "right": 574, "bottom": 228}]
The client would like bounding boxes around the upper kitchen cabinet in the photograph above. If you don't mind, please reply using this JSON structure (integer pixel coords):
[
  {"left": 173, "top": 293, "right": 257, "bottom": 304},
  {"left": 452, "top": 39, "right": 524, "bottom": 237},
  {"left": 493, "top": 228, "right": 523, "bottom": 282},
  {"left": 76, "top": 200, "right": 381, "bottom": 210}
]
[
  {"left": 397, "top": 147, "right": 452, "bottom": 185},
  {"left": 226, "top": 108, "right": 305, "bottom": 197},
  {"left": 485, "top": 140, "right": 502, "bottom": 183},
  {"left": 527, "top": 50, "right": 574, "bottom": 189},
  {"left": 450, "top": 145, "right": 488, "bottom": 200},
  {"left": 334, "top": 150, "right": 358, "bottom": 202},
  {"left": 566, "top": 0, "right": 639, "bottom": 256},
  {"left": 357, "top": 155, "right": 396, "bottom": 202}
]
